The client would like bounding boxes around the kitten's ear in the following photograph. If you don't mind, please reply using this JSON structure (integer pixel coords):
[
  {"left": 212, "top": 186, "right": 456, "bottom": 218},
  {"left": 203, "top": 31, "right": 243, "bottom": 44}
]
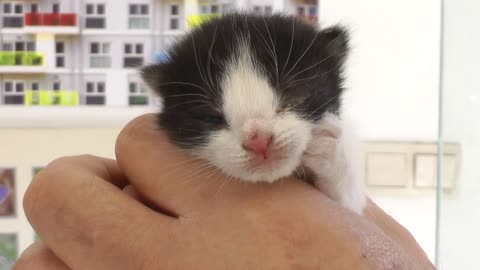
[
  {"left": 141, "top": 64, "right": 165, "bottom": 95},
  {"left": 319, "top": 25, "right": 350, "bottom": 67}
]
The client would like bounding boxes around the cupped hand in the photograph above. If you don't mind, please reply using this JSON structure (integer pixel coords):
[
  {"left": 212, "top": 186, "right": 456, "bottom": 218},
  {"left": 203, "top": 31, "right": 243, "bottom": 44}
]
[{"left": 14, "top": 114, "right": 434, "bottom": 270}]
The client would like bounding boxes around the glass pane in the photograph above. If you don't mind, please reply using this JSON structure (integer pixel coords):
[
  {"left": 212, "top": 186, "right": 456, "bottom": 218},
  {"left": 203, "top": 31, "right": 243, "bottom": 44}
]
[
  {"left": 15, "top": 83, "right": 24, "bottom": 93},
  {"left": 211, "top": 5, "right": 218, "bottom": 13},
  {"left": 86, "top": 4, "right": 94, "bottom": 14},
  {"left": 3, "top": 3, "right": 11, "bottom": 14},
  {"left": 26, "top": 42, "right": 35, "bottom": 52},
  {"left": 170, "top": 18, "right": 178, "bottom": 30},
  {"left": 141, "top": 5, "right": 149, "bottom": 15},
  {"left": 86, "top": 82, "right": 94, "bottom": 93},
  {"left": 102, "top": 43, "right": 109, "bottom": 54},
  {"left": 14, "top": 4, "right": 23, "bottom": 14},
  {"left": 4, "top": 82, "right": 13, "bottom": 92},
  {"left": 124, "top": 44, "right": 132, "bottom": 54},
  {"left": 438, "top": 1, "right": 480, "bottom": 269},
  {"left": 90, "top": 43, "right": 99, "bottom": 54},
  {"left": 97, "top": 82, "right": 105, "bottom": 93},
  {"left": 56, "top": 42, "right": 64, "bottom": 54},
  {"left": 31, "top": 82, "right": 39, "bottom": 90},
  {"left": 171, "top": 5, "right": 178, "bottom": 15},
  {"left": 135, "top": 44, "right": 143, "bottom": 54},
  {"left": 97, "top": 4, "right": 105, "bottom": 15},
  {"left": 129, "top": 4, "right": 138, "bottom": 15},
  {"left": 129, "top": 82, "right": 136, "bottom": 93}
]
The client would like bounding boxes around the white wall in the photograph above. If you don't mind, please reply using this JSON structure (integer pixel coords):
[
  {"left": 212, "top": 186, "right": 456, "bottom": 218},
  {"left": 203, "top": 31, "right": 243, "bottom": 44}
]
[
  {"left": 320, "top": 0, "right": 442, "bottom": 262},
  {"left": 438, "top": 0, "right": 480, "bottom": 269},
  {"left": 321, "top": 0, "right": 441, "bottom": 141}
]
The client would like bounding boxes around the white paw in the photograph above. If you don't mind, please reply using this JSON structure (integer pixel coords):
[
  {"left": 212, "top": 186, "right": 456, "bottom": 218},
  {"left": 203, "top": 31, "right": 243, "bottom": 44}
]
[{"left": 302, "top": 113, "right": 366, "bottom": 214}]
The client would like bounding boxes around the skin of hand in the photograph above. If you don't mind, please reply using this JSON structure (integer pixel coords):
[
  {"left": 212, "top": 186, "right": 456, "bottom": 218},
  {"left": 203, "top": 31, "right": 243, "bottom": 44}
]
[{"left": 13, "top": 114, "right": 434, "bottom": 270}]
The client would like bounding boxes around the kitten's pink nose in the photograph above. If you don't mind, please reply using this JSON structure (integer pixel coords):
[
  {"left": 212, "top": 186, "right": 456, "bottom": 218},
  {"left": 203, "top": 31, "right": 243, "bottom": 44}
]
[{"left": 242, "top": 132, "right": 273, "bottom": 159}]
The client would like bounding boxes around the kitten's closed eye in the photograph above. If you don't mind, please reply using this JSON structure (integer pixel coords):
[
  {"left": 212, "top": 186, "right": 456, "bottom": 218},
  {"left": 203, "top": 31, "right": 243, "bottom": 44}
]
[{"left": 192, "top": 113, "right": 225, "bottom": 125}]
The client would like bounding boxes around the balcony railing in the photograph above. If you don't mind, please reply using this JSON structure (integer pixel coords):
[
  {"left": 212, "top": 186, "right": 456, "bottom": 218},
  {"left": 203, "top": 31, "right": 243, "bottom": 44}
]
[
  {"left": 24, "top": 90, "right": 79, "bottom": 106},
  {"left": 0, "top": 52, "right": 43, "bottom": 66},
  {"left": 85, "top": 17, "right": 106, "bottom": 29},
  {"left": 187, "top": 14, "right": 221, "bottom": 28},
  {"left": 124, "top": 57, "right": 144, "bottom": 68},
  {"left": 2, "top": 16, "right": 23, "bottom": 28},
  {"left": 90, "top": 55, "right": 111, "bottom": 68},
  {"left": 25, "top": 13, "right": 77, "bottom": 26}
]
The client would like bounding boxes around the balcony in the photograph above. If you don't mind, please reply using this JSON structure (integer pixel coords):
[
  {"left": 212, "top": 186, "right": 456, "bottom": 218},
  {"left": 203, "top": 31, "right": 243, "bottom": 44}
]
[
  {"left": 85, "top": 18, "right": 106, "bottom": 29},
  {"left": 2, "top": 16, "right": 24, "bottom": 28},
  {"left": 24, "top": 13, "right": 79, "bottom": 34},
  {"left": 124, "top": 57, "right": 144, "bottom": 68},
  {"left": 24, "top": 90, "right": 79, "bottom": 106},
  {"left": 90, "top": 55, "right": 111, "bottom": 68},
  {"left": 0, "top": 51, "right": 43, "bottom": 66},
  {"left": 187, "top": 14, "right": 221, "bottom": 28}
]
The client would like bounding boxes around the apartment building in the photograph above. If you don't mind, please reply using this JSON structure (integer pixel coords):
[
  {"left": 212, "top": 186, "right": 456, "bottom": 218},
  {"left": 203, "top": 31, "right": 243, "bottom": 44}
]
[{"left": 0, "top": 0, "right": 318, "bottom": 107}]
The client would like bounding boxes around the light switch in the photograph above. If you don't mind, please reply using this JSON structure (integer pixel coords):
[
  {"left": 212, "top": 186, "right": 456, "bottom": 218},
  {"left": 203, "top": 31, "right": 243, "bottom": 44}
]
[
  {"left": 414, "top": 154, "right": 456, "bottom": 189},
  {"left": 367, "top": 153, "right": 409, "bottom": 187}
]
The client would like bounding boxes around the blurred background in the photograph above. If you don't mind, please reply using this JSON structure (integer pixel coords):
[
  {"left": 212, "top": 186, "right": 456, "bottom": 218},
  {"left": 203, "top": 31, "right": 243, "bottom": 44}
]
[{"left": 0, "top": 0, "right": 478, "bottom": 269}]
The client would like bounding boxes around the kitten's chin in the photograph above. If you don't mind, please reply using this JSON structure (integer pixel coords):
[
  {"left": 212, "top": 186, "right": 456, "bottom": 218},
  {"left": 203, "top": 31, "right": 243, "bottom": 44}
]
[{"left": 221, "top": 156, "right": 302, "bottom": 184}]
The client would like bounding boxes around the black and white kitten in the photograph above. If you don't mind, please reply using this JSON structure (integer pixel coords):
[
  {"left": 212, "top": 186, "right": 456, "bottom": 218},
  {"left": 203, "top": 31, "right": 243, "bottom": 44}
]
[{"left": 142, "top": 13, "right": 365, "bottom": 214}]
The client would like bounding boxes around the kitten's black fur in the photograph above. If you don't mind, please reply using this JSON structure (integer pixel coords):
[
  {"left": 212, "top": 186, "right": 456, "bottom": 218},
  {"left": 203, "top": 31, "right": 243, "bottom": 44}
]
[{"left": 142, "top": 13, "right": 349, "bottom": 149}]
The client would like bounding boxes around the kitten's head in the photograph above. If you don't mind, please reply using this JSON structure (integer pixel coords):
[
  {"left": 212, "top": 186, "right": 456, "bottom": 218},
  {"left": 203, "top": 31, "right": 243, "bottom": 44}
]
[{"left": 142, "top": 13, "right": 349, "bottom": 182}]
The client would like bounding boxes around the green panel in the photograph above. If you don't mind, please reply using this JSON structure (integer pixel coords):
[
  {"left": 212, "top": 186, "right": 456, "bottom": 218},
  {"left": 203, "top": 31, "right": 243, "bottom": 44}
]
[
  {"left": 0, "top": 51, "right": 43, "bottom": 66},
  {"left": 187, "top": 14, "right": 221, "bottom": 28},
  {"left": 25, "top": 90, "right": 79, "bottom": 106},
  {"left": 129, "top": 96, "right": 148, "bottom": 105}
]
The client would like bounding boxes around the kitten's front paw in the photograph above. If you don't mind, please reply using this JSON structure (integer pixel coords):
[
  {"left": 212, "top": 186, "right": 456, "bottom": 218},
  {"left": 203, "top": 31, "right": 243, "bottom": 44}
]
[{"left": 302, "top": 113, "right": 366, "bottom": 214}]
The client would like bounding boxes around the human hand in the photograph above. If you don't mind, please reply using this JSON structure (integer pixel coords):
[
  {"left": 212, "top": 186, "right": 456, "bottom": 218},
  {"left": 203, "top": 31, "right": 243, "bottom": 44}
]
[{"left": 14, "top": 114, "right": 434, "bottom": 270}]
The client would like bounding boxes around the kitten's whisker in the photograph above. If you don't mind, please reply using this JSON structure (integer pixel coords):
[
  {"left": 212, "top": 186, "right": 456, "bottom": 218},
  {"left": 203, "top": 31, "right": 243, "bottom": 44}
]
[
  {"left": 191, "top": 35, "right": 216, "bottom": 97},
  {"left": 285, "top": 30, "right": 319, "bottom": 78},
  {"left": 303, "top": 92, "right": 342, "bottom": 120},
  {"left": 206, "top": 22, "right": 220, "bottom": 96},
  {"left": 158, "top": 82, "right": 210, "bottom": 94},
  {"left": 282, "top": 18, "right": 296, "bottom": 74},
  {"left": 286, "top": 54, "right": 335, "bottom": 85},
  {"left": 262, "top": 17, "right": 279, "bottom": 88}
]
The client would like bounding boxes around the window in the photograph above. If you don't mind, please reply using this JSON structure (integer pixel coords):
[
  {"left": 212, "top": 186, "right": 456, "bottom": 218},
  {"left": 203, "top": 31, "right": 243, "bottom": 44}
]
[
  {"left": 211, "top": 5, "right": 218, "bottom": 13},
  {"left": 128, "top": 82, "right": 148, "bottom": 105},
  {"left": 2, "top": 2, "right": 24, "bottom": 27},
  {"left": 85, "top": 3, "right": 106, "bottom": 28},
  {"left": 128, "top": 4, "right": 149, "bottom": 29},
  {"left": 168, "top": 4, "right": 180, "bottom": 30},
  {"left": 123, "top": 43, "right": 144, "bottom": 68},
  {"left": 31, "top": 4, "right": 38, "bottom": 13},
  {"left": 89, "top": 42, "right": 110, "bottom": 68},
  {"left": 53, "top": 81, "right": 61, "bottom": 91},
  {"left": 31, "top": 82, "right": 39, "bottom": 91},
  {"left": 55, "top": 41, "right": 65, "bottom": 68},
  {"left": 3, "top": 41, "right": 35, "bottom": 52},
  {"left": 3, "top": 80, "right": 25, "bottom": 105},
  {"left": 85, "top": 81, "right": 106, "bottom": 105},
  {"left": 297, "top": 7, "right": 305, "bottom": 16},
  {"left": 52, "top": 3, "right": 60, "bottom": 13}
]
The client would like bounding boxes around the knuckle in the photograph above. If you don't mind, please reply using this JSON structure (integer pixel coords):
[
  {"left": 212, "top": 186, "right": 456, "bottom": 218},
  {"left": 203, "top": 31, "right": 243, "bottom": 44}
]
[{"left": 23, "top": 156, "right": 77, "bottom": 220}]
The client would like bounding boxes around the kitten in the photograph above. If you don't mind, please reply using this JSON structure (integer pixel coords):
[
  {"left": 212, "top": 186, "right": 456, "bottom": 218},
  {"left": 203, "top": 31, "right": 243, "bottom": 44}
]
[{"left": 142, "top": 13, "right": 366, "bottom": 214}]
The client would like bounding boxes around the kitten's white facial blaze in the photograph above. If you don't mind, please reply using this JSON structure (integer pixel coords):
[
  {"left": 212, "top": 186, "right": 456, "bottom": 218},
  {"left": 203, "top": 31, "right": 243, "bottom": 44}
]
[{"left": 199, "top": 43, "right": 313, "bottom": 183}]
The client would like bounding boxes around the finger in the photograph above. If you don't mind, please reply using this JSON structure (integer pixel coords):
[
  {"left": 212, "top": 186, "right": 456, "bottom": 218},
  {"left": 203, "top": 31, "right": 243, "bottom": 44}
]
[
  {"left": 24, "top": 155, "right": 175, "bottom": 270},
  {"left": 116, "top": 114, "right": 244, "bottom": 216},
  {"left": 13, "top": 242, "right": 70, "bottom": 270}
]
